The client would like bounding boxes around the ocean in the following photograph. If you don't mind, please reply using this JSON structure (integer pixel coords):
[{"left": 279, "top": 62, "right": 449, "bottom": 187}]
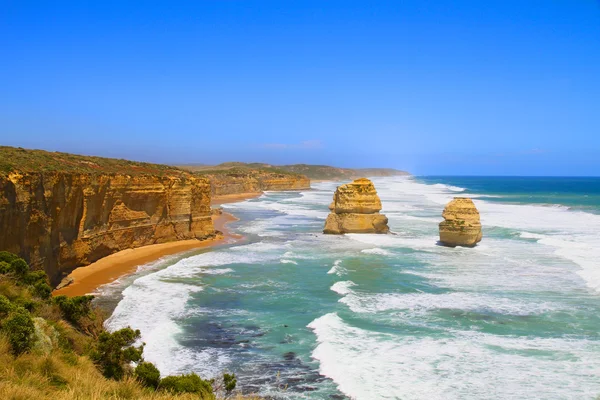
[{"left": 102, "top": 176, "right": 600, "bottom": 399}]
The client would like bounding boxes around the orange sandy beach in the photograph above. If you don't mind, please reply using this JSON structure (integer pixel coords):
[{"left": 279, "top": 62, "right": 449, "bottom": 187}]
[{"left": 53, "top": 193, "right": 261, "bottom": 297}]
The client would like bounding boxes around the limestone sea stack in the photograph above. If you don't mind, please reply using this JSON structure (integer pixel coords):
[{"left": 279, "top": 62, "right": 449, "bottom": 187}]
[
  {"left": 323, "top": 178, "right": 389, "bottom": 234},
  {"left": 439, "top": 197, "right": 482, "bottom": 247}
]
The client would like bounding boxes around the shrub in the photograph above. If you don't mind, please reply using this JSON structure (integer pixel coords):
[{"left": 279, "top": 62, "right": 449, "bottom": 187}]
[
  {"left": 33, "top": 282, "right": 52, "bottom": 299},
  {"left": 23, "top": 270, "right": 48, "bottom": 285},
  {"left": 0, "top": 261, "right": 11, "bottom": 274},
  {"left": 54, "top": 295, "right": 94, "bottom": 324},
  {"left": 0, "top": 294, "right": 13, "bottom": 317},
  {"left": 14, "top": 298, "right": 37, "bottom": 312},
  {"left": 0, "top": 251, "right": 18, "bottom": 264},
  {"left": 135, "top": 361, "right": 161, "bottom": 389},
  {"left": 159, "top": 373, "right": 214, "bottom": 397},
  {"left": 223, "top": 372, "right": 237, "bottom": 394},
  {"left": 10, "top": 258, "right": 29, "bottom": 276},
  {"left": 90, "top": 327, "right": 144, "bottom": 380},
  {"left": 3, "top": 306, "right": 35, "bottom": 355}
]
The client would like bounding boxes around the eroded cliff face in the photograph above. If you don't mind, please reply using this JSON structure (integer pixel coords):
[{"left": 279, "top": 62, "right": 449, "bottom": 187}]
[
  {"left": 439, "top": 197, "right": 482, "bottom": 247},
  {"left": 0, "top": 172, "right": 215, "bottom": 285},
  {"left": 259, "top": 175, "right": 311, "bottom": 191},
  {"left": 206, "top": 172, "right": 310, "bottom": 197},
  {"left": 323, "top": 178, "right": 389, "bottom": 234}
]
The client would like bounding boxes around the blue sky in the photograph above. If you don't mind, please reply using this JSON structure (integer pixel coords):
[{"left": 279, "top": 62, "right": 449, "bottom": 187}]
[{"left": 1, "top": 1, "right": 599, "bottom": 175}]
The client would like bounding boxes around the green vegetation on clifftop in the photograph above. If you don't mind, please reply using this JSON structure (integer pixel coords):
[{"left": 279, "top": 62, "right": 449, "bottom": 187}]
[
  {"left": 179, "top": 162, "right": 409, "bottom": 181},
  {"left": 0, "top": 251, "right": 253, "bottom": 400},
  {"left": 0, "top": 146, "right": 187, "bottom": 177}
]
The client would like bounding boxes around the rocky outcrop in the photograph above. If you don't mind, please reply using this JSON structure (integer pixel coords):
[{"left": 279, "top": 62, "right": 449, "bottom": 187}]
[
  {"left": 323, "top": 178, "right": 389, "bottom": 234},
  {"left": 439, "top": 197, "right": 482, "bottom": 247},
  {"left": 0, "top": 172, "right": 215, "bottom": 285}
]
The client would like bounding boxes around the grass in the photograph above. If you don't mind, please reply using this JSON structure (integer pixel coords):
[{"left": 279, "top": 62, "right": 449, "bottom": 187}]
[
  {"left": 0, "top": 146, "right": 188, "bottom": 177},
  {"left": 0, "top": 341, "right": 261, "bottom": 400},
  {"left": 181, "top": 164, "right": 302, "bottom": 178},
  {"left": 0, "top": 253, "right": 261, "bottom": 400},
  {"left": 181, "top": 162, "right": 408, "bottom": 180}
]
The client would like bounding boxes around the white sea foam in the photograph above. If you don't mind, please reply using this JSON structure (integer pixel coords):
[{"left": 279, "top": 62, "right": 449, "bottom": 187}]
[
  {"left": 347, "top": 233, "right": 440, "bottom": 252},
  {"left": 519, "top": 231, "right": 546, "bottom": 240},
  {"left": 231, "top": 198, "right": 329, "bottom": 220},
  {"left": 330, "top": 281, "right": 357, "bottom": 295},
  {"left": 339, "top": 291, "right": 559, "bottom": 316},
  {"left": 477, "top": 201, "right": 600, "bottom": 292},
  {"left": 280, "top": 259, "right": 298, "bottom": 265},
  {"left": 361, "top": 247, "right": 393, "bottom": 256},
  {"left": 327, "top": 259, "right": 347, "bottom": 276},
  {"left": 308, "top": 313, "right": 600, "bottom": 400},
  {"left": 106, "top": 247, "right": 282, "bottom": 376},
  {"left": 371, "top": 176, "right": 600, "bottom": 292},
  {"left": 433, "top": 183, "right": 465, "bottom": 192},
  {"left": 197, "top": 268, "right": 234, "bottom": 275}
]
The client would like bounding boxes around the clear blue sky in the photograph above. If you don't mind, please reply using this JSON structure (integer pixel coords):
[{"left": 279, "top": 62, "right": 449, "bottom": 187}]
[{"left": 1, "top": 1, "right": 599, "bottom": 175}]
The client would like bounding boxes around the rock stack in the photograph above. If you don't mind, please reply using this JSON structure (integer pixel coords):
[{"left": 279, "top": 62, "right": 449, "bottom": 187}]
[
  {"left": 323, "top": 178, "right": 389, "bottom": 234},
  {"left": 439, "top": 197, "right": 482, "bottom": 247}
]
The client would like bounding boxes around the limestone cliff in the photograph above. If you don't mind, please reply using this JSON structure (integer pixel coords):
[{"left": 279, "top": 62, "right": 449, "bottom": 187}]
[
  {"left": 194, "top": 168, "right": 310, "bottom": 197},
  {"left": 439, "top": 197, "right": 482, "bottom": 247},
  {"left": 0, "top": 147, "right": 216, "bottom": 285},
  {"left": 323, "top": 178, "right": 389, "bottom": 234}
]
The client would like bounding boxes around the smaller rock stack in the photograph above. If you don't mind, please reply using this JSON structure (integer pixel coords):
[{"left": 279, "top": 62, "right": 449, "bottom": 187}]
[
  {"left": 323, "top": 178, "right": 389, "bottom": 234},
  {"left": 439, "top": 197, "right": 482, "bottom": 247}
]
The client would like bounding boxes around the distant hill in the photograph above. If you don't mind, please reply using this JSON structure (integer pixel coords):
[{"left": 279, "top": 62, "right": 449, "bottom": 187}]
[
  {"left": 179, "top": 162, "right": 410, "bottom": 181},
  {"left": 177, "top": 163, "right": 310, "bottom": 196},
  {"left": 278, "top": 164, "right": 410, "bottom": 180}
]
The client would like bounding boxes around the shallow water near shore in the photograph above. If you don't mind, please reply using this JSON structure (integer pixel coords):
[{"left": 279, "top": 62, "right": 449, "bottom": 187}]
[{"left": 104, "top": 176, "right": 600, "bottom": 399}]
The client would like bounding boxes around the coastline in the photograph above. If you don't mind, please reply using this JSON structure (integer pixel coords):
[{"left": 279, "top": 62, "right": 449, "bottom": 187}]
[
  {"left": 52, "top": 193, "right": 261, "bottom": 297},
  {"left": 211, "top": 192, "right": 262, "bottom": 205}
]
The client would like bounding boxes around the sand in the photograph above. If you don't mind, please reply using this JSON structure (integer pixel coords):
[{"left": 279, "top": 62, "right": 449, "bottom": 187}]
[
  {"left": 53, "top": 211, "right": 243, "bottom": 297},
  {"left": 211, "top": 192, "right": 262, "bottom": 205}
]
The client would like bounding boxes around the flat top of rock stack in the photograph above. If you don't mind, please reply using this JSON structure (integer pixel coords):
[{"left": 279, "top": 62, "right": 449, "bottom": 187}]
[
  {"left": 442, "top": 197, "right": 481, "bottom": 219},
  {"left": 439, "top": 197, "right": 482, "bottom": 247},
  {"left": 324, "top": 178, "right": 389, "bottom": 234}
]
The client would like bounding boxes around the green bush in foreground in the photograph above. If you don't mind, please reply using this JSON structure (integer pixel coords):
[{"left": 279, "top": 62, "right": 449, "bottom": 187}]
[
  {"left": 0, "top": 294, "right": 13, "bottom": 316},
  {"left": 54, "top": 294, "right": 94, "bottom": 324},
  {"left": 159, "top": 373, "right": 214, "bottom": 397},
  {"left": 3, "top": 306, "right": 35, "bottom": 355},
  {"left": 0, "top": 251, "right": 18, "bottom": 264},
  {"left": 34, "top": 281, "right": 52, "bottom": 299},
  {"left": 135, "top": 361, "right": 161, "bottom": 389},
  {"left": 223, "top": 372, "right": 237, "bottom": 394},
  {"left": 90, "top": 327, "right": 144, "bottom": 380},
  {"left": 0, "top": 261, "right": 11, "bottom": 274},
  {"left": 23, "top": 270, "right": 48, "bottom": 285},
  {"left": 0, "top": 251, "right": 235, "bottom": 398},
  {"left": 10, "top": 258, "right": 29, "bottom": 275}
]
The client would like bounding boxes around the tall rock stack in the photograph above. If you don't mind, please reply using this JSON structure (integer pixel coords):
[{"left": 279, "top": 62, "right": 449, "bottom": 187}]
[
  {"left": 323, "top": 178, "right": 389, "bottom": 234},
  {"left": 439, "top": 197, "right": 482, "bottom": 247}
]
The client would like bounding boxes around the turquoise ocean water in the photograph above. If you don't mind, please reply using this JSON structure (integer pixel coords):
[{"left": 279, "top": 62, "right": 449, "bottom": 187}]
[{"left": 102, "top": 176, "right": 600, "bottom": 399}]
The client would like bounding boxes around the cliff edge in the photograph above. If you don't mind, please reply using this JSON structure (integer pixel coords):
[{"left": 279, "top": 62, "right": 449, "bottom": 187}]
[
  {"left": 0, "top": 146, "right": 215, "bottom": 285},
  {"left": 323, "top": 178, "right": 389, "bottom": 234}
]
